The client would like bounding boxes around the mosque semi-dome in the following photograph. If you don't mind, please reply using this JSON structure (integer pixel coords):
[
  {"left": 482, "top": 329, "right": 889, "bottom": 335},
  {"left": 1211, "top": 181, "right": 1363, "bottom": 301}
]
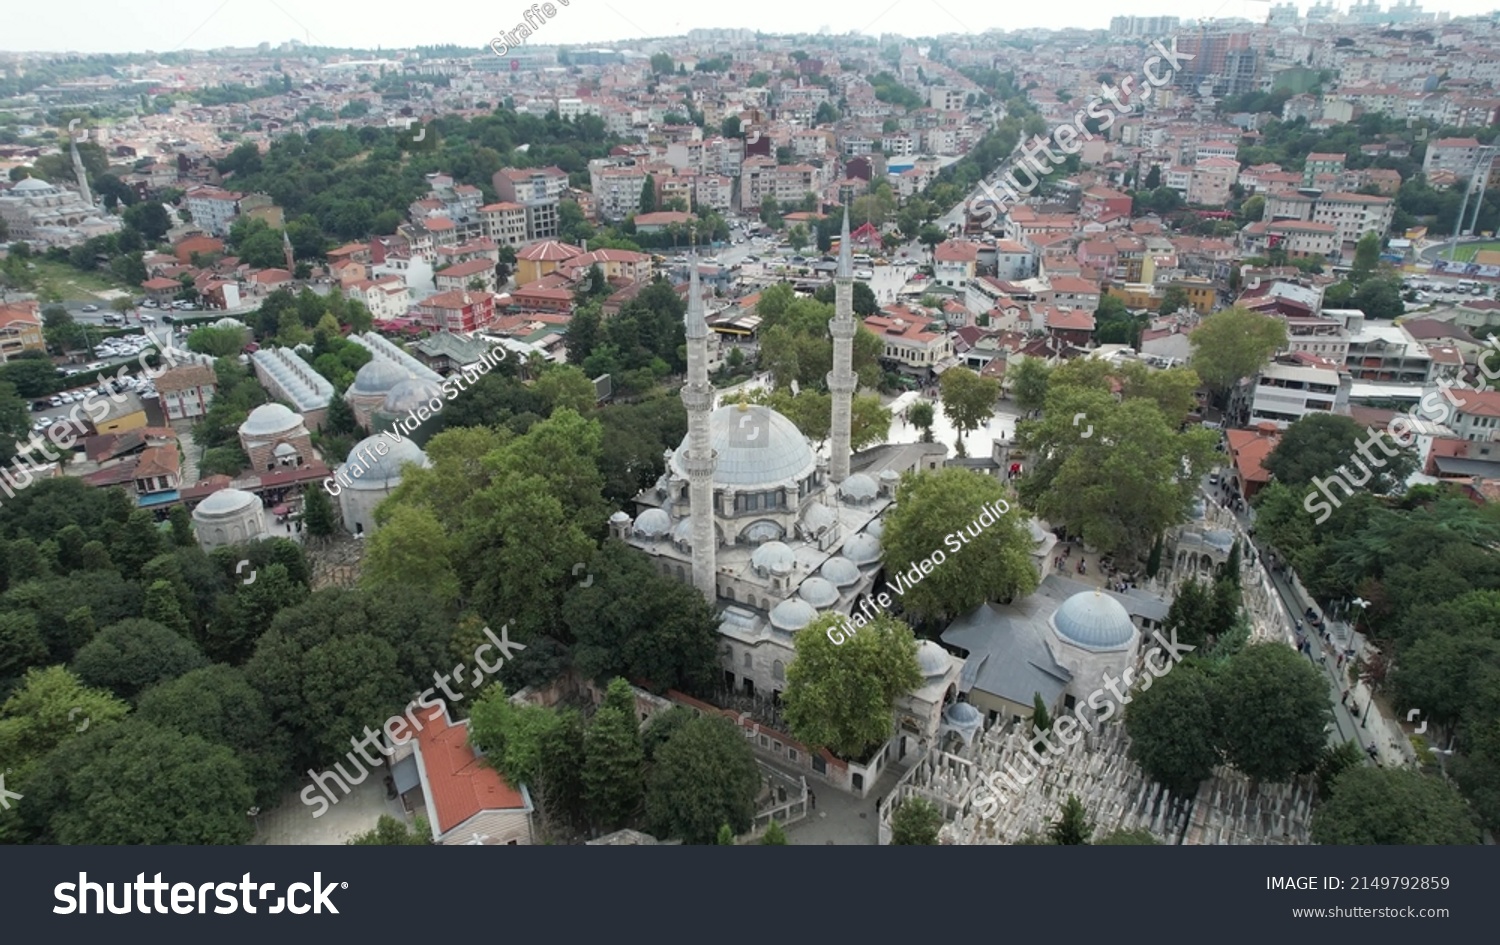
[
  {"left": 1051, "top": 590, "right": 1136, "bottom": 652},
  {"left": 669, "top": 403, "right": 816, "bottom": 488}
]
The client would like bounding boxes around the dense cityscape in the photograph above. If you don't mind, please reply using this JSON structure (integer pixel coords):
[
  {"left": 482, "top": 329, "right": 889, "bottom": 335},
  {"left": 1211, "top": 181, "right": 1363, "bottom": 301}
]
[{"left": 2, "top": 0, "right": 1499, "bottom": 852}]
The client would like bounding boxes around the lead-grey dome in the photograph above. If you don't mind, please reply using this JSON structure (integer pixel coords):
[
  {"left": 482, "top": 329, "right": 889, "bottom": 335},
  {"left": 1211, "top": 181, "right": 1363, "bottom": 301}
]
[
  {"left": 670, "top": 404, "right": 815, "bottom": 487},
  {"left": 239, "top": 403, "right": 302, "bottom": 438},
  {"left": 769, "top": 598, "right": 817, "bottom": 631},
  {"left": 820, "top": 556, "right": 859, "bottom": 587},
  {"left": 341, "top": 434, "right": 430, "bottom": 490},
  {"left": 193, "top": 487, "right": 258, "bottom": 518},
  {"left": 844, "top": 533, "right": 882, "bottom": 566},
  {"left": 1051, "top": 590, "right": 1137, "bottom": 652},
  {"left": 382, "top": 377, "right": 444, "bottom": 414},
  {"left": 944, "top": 701, "right": 981, "bottom": 726},
  {"left": 751, "top": 540, "right": 795, "bottom": 576},
  {"left": 798, "top": 576, "right": 840, "bottom": 608},
  {"left": 917, "top": 640, "right": 950, "bottom": 677},
  {"left": 351, "top": 359, "right": 410, "bottom": 395},
  {"left": 634, "top": 508, "right": 671, "bottom": 538},
  {"left": 839, "top": 473, "right": 877, "bottom": 502},
  {"left": 11, "top": 177, "right": 54, "bottom": 193}
]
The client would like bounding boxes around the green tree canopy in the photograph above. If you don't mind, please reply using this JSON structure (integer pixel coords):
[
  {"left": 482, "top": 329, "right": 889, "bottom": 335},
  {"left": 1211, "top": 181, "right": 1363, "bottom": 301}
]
[
  {"left": 1188, "top": 307, "right": 1289, "bottom": 393},
  {"left": 783, "top": 613, "right": 922, "bottom": 761},
  {"left": 1311, "top": 766, "right": 1479, "bottom": 845},
  {"left": 646, "top": 714, "right": 761, "bottom": 844},
  {"left": 890, "top": 796, "right": 944, "bottom": 844}
]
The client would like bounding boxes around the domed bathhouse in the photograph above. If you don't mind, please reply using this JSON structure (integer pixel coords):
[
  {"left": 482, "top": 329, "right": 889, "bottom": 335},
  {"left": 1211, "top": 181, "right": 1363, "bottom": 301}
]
[
  {"left": 371, "top": 377, "right": 446, "bottom": 448},
  {"left": 334, "top": 434, "right": 432, "bottom": 536},
  {"left": 345, "top": 359, "right": 413, "bottom": 429},
  {"left": 191, "top": 487, "right": 270, "bottom": 551},
  {"left": 237, "top": 403, "right": 313, "bottom": 472},
  {"left": 611, "top": 219, "right": 961, "bottom": 788}
]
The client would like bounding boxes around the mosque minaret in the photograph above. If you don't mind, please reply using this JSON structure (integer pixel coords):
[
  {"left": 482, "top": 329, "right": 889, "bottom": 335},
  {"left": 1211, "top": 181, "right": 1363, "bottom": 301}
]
[
  {"left": 827, "top": 209, "right": 857, "bottom": 484},
  {"left": 680, "top": 255, "right": 719, "bottom": 602}
]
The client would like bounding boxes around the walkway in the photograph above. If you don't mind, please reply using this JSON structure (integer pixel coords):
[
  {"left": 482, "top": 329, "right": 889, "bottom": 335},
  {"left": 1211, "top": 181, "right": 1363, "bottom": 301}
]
[{"left": 773, "top": 758, "right": 904, "bottom": 845}]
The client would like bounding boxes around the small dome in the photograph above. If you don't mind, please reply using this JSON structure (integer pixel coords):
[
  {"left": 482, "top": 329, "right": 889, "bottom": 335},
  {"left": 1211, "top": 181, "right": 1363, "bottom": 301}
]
[
  {"left": 917, "top": 640, "right": 950, "bottom": 677},
  {"left": 634, "top": 508, "right": 671, "bottom": 538},
  {"left": 798, "top": 577, "right": 840, "bottom": 608},
  {"left": 239, "top": 403, "right": 301, "bottom": 438},
  {"left": 382, "top": 377, "right": 444, "bottom": 414},
  {"left": 610, "top": 510, "right": 632, "bottom": 524},
  {"left": 193, "top": 487, "right": 258, "bottom": 518},
  {"left": 672, "top": 517, "right": 694, "bottom": 546},
  {"left": 879, "top": 468, "right": 900, "bottom": 481},
  {"left": 844, "top": 533, "right": 882, "bottom": 566},
  {"left": 751, "top": 541, "right": 796, "bottom": 576},
  {"left": 839, "top": 473, "right": 877, "bottom": 501},
  {"left": 341, "top": 434, "right": 430, "bottom": 490},
  {"left": 865, "top": 518, "right": 884, "bottom": 539},
  {"left": 214, "top": 317, "right": 246, "bottom": 331},
  {"left": 769, "top": 599, "right": 817, "bottom": 631},
  {"left": 820, "top": 556, "right": 860, "bottom": 587},
  {"left": 350, "top": 359, "right": 410, "bottom": 395},
  {"left": 944, "top": 701, "right": 981, "bottom": 727},
  {"left": 1051, "top": 590, "right": 1137, "bottom": 652},
  {"left": 801, "top": 502, "right": 835, "bottom": 533}
]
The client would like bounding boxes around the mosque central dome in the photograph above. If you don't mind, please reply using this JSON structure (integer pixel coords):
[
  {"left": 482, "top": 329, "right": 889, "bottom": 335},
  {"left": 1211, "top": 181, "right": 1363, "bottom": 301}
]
[
  {"left": 670, "top": 404, "right": 816, "bottom": 488},
  {"left": 1050, "top": 590, "right": 1137, "bottom": 652}
]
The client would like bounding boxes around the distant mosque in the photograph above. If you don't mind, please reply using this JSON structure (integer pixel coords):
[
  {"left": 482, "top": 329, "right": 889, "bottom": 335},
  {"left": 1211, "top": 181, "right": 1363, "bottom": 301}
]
[{"left": 0, "top": 131, "right": 121, "bottom": 248}]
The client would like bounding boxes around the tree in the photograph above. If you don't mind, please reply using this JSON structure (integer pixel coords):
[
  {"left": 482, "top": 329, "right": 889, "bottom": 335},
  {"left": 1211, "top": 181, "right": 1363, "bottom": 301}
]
[
  {"left": 1158, "top": 286, "right": 1190, "bottom": 315},
  {"left": 784, "top": 613, "right": 922, "bottom": 760},
  {"left": 41, "top": 306, "right": 86, "bottom": 356},
  {"left": 1217, "top": 644, "right": 1331, "bottom": 783},
  {"left": 1188, "top": 307, "right": 1289, "bottom": 394},
  {"left": 938, "top": 366, "right": 1000, "bottom": 457},
  {"left": 361, "top": 504, "right": 461, "bottom": 607},
  {"left": 639, "top": 175, "right": 657, "bottom": 215},
  {"left": 788, "top": 224, "right": 809, "bottom": 251},
  {"left": 1009, "top": 357, "right": 1050, "bottom": 413},
  {"left": 1049, "top": 794, "right": 1094, "bottom": 845},
  {"left": 761, "top": 821, "right": 789, "bottom": 845},
  {"left": 890, "top": 796, "right": 943, "bottom": 844},
  {"left": 25, "top": 719, "right": 254, "bottom": 844},
  {"left": 187, "top": 325, "right": 247, "bottom": 357},
  {"left": 1349, "top": 232, "right": 1381, "bottom": 285},
  {"left": 880, "top": 468, "right": 1037, "bottom": 624},
  {"left": 650, "top": 52, "right": 674, "bottom": 74},
  {"left": 1096, "top": 827, "right": 1161, "bottom": 845},
  {"left": 582, "top": 678, "right": 645, "bottom": 830},
  {"left": 1264, "top": 412, "right": 1414, "bottom": 494},
  {"left": 908, "top": 400, "right": 934, "bottom": 442},
  {"left": 1125, "top": 661, "right": 1222, "bottom": 796},
  {"left": 1143, "top": 165, "right": 1162, "bottom": 190},
  {"left": 123, "top": 201, "right": 172, "bottom": 242},
  {"left": 1031, "top": 692, "right": 1052, "bottom": 734},
  {"left": 1241, "top": 195, "right": 1265, "bottom": 222},
  {"left": 349, "top": 814, "right": 430, "bottom": 844},
  {"left": 1314, "top": 739, "right": 1365, "bottom": 798},
  {"left": 1311, "top": 766, "right": 1479, "bottom": 845},
  {"left": 70, "top": 617, "right": 208, "bottom": 701},
  {"left": 302, "top": 482, "right": 337, "bottom": 537},
  {"left": 646, "top": 714, "right": 761, "bottom": 844},
  {"left": 716, "top": 824, "right": 735, "bottom": 844}
]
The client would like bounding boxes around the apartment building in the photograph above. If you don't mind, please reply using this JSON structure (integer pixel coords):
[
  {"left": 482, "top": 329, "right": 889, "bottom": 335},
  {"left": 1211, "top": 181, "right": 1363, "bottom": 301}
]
[
  {"left": 184, "top": 187, "right": 245, "bottom": 238},
  {"left": 1249, "top": 361, "right": 1345, "bottom": 428},
  {"left": 864, "top": 311, "right": 955, "bottom": 379},
  {"left": 1423, "top": 137, "right": 1484, "bottom": 178},
  {"left": 479, "top": 202, "right": 528, "bottom": 248}
]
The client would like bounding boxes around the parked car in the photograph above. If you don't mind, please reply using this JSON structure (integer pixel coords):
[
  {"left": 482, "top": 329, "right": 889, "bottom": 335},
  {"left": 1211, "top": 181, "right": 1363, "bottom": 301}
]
[{"left": 81, "top": 303, "right": 99, "bottom": 312}]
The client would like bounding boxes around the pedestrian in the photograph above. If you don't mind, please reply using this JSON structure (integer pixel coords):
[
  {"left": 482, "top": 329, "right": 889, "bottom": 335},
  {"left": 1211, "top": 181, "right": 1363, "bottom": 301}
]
[
  {"left": 1341, "top": 690, "right": 1350, "bottom": 706},
  {"left": 809, "top": 791, "right": 816, "bottom": 810}
]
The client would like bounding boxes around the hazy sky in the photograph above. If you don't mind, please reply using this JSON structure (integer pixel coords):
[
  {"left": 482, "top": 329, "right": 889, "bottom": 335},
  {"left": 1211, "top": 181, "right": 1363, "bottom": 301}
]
[{"left": 3, "top": 0, "right": 1495, "bottom": 53}]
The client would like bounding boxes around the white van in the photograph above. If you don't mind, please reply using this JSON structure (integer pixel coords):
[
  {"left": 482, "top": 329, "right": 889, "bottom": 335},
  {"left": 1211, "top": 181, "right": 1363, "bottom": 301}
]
[{"left": 852, "top": 253, "right": 873, "bottom": 266}]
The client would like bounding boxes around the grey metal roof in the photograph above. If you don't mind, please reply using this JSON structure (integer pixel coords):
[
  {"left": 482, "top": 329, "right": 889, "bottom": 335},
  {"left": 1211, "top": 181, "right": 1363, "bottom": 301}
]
[
  {"left": 942, "top": 599, "right": 1072, "bottom": 707},
  {"left": 252, "top": 347, "right": 334, "bottom": 413}
]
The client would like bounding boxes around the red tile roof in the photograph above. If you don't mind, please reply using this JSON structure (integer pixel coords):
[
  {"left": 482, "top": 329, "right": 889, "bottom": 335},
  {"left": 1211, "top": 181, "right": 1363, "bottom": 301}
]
[{"left": 413, "top": 705, "right": 527, "bottom": 835}]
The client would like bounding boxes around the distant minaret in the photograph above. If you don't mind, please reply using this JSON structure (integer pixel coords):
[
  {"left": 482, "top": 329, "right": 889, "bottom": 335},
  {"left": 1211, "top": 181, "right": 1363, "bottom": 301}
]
[
  {"left": 283, "top": 228, "right": 295, "bottom": 272},
  {"left": 68, "top": 132, "right": 92, "bottom": 207},
  {"left": 681, "top": 255, "right": 718, "bottom": 603},
  {"left": 827, "top": 209, "right": 857, "bottom": 484}
]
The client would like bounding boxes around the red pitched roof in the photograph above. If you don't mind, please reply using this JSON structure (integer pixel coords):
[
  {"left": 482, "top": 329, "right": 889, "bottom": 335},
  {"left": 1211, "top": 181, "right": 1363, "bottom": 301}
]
[{"left": 413, "top": 705, "right": 527, "bottom": 835}]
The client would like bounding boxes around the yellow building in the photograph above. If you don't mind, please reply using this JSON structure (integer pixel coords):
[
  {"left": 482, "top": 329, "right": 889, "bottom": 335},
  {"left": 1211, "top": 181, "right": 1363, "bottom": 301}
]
[
  {"left": 0, "top": 301, "right": 47, "bottom": 362},
  {"left": 91, "top": 392, "right": 149, "bottom": 435}
]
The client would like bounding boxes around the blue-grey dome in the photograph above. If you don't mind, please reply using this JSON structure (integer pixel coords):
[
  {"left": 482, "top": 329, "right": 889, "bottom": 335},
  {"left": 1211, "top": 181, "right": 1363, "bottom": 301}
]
[
  {"left": 945, "top": 701, "right": 981, "bottom": 726},
  {"left": 341, "top": 434, "right": 430, "bottom": 491},
  {"left": 1051, "top": 591, "right": 1136, "bottom": 652},
  {"left": 351, "top": 359, "right": 410, "bottom": 396},
  {"left": 865, "top": 518, "right": 885, "bottom": 539},
  {"left": 239, "top": 403, "right": 302, "bottom": 438},
  {"left": 917, "top": 640, "right": 950, "bottom": 677},
  {"left": 844, "top": 533, "right": 881, "bottom": 566},
  {"left": 382, "top": 377, "right": 444, "bottom": 414},
  {"left": 751, "top": 540, "right": 795, "bottom": 576},
  {"left": 820, "top": 556, "right": 859, "bottom": 587},
  {"left": 670, "top": 403, "right": 816, "bottom": 488},
  {"left": 193, "top": 487, "right": 258, "bottom": 518},
  {"left": 634, "top": 508, "right": 671, "bottom": 537},
  {"left": 770, "top": 598, "right": 817, "bottom": 631},
  {"left": 839, "top": 473, "right": 877, "bottom": 502},
  {"left": 798, "top": 576, "right": 840, "bottom": 608}
]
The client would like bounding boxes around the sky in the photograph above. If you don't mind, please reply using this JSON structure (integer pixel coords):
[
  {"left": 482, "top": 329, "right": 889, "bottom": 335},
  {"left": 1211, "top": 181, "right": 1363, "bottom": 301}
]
[{"left": 3, "top": 0, "right": 1496, "bottom": 54}]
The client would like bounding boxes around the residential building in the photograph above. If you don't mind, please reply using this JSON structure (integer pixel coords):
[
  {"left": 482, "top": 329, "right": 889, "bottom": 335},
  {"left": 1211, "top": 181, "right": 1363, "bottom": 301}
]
[
  {"left": 0, "top": 301, "right": 46, "bottom": 362},
  {"left": 155, "top": 364, "right": 218, "bottom": 421},
  {"left": 1248, "top": 361, "right": 1345, "bottom": 428},
  {"left": 414, "top": 290, "right": 497, "bottom": 333},
  {"left": 184, "top": 187, "right": 246, "bottom": 237},
  {"left": 865, "top": 311, "right": 955, "bottom": 379}
]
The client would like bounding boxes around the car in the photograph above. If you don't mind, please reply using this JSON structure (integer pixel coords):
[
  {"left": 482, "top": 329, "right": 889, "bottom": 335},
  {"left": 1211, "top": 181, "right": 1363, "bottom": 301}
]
[
  {"left": 139, "top": 313, "right": 156, "bottom": 324},
  {"left": 142, "top": 299, "right": 156, "bottom": 308},
  {"left": 743, "top": 254, "right": 759, "bottom": 263},
  {"left": 791, "top": 255, "right": 806, "bottom": 264},
  {"left": 49, "top": 396, "right": 64, "bottom": 407},
  {"left": 102, "top": 314, "right": 123, "bottom": 325},
  {"left": 81, "top": 304, "right": 99, "bottom": 312},
  {"left": 31, "top": 400, "right": 49, "bottom": 412},
  {"left": 854, "top": 268, "right": 875, "bottom": 280}
]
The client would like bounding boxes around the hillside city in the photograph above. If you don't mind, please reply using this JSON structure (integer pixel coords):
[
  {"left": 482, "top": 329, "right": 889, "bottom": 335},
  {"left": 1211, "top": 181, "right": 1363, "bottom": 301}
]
[{"left": 1, "top": 1, "right": 1498, "bottom": 847}]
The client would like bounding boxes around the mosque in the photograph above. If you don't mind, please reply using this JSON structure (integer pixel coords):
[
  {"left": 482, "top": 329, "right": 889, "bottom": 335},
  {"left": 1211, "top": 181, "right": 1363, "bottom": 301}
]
[{"left": 0, "top": 136, "right": 121, "bottom": 248}]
